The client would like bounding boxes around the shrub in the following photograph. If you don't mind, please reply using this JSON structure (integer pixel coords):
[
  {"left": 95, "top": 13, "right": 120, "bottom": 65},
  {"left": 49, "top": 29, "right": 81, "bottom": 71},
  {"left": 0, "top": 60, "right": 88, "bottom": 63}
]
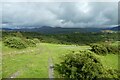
[
  {"left": 15, "top": 31, "right": 23, "bottom": 38},
  {"left": 25, "top": 39, "right": 36, "bottom": 47},
  {"left": 54, "top": 51, "right": 105, "bottom": 79},
  {"left": 104, "top": 44, "right": 119, "bottom": 54},
  {"left": 4, "top": 37, "right": 27, "bottom": 49},
  {"left": 100, "top": 69, "right": 118, "bottom": 78},
  {"left": 90, "top": 44, "right": 108, "bottom": 55},
  {"left": 33, "top": 38, "right": 40, "bottom": 43},
  {"left": 90, "top": 43, "right": 120, "bottom": 55},
  {"left": 115, "top": 69, "right": 120, "bottom": 78}
]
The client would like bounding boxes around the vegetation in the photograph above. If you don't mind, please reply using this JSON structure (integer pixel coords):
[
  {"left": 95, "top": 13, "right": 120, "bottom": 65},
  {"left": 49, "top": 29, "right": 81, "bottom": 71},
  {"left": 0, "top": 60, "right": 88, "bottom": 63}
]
[
  {"left": 54, "top": 51, "right": 118, "bottom": 79},
  {"left": 55, "top": 51, "right": 104, "bottom": 79},
  {"left": 2, "top": 32, "right": 40, "bottom": 49},
  {"left": 2, "top": 31, "right": 119, "bottom": 45},
  {"left": 104, "top": 44, "right": 120, "bottom": 54},
  {"left": 1, "top": 31, "right": 119, "bottom": 79},
  {"left": 2, "top": 42, "right": 118, "bottom": 79},
  {"left": 90, "top": 43, "right": 119, "bottom": 55},
  {"left": 90, "top": 44, "right": 108, "bottom": 55},
  {"left": 4, "top": 37, "right": 27, "bottom": 49},
  {"left": 25, "top": 39, "right": 36, "bottom": 47},
  {"left": 33, "top": 38, "right": 40, "bottom": 43}
]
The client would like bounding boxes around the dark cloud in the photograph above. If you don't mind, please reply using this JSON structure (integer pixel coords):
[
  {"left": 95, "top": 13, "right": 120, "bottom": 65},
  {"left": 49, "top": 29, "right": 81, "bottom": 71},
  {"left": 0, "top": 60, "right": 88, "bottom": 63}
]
[{"left": 2, "top": 2, "right": 118, "bottom": 28}]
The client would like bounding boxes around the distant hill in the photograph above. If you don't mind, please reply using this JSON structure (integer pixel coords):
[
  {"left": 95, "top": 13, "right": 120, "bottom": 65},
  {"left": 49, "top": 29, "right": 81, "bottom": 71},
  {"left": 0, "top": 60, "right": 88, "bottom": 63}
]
[
  {"left": 103, "top": 26, "right": 120, "bottom": 31},
  {"left": 1, "top": 28, "right": 13, "bottom": 31},
  {"left": 110, "top": 26, "right": 120, "bottom": 31},
  {"left": 1, "top": 26, "right": 103, "bottom": 34},
  {"left": 1, "top": 26, "right": 119, "bottom": 34}
]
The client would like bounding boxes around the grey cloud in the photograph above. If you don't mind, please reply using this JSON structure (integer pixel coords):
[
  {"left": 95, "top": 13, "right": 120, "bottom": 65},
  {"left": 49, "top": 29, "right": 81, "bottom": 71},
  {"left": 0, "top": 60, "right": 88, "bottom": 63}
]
[{"left": 2, "top": 2, "right": 118, "bottom": 28}]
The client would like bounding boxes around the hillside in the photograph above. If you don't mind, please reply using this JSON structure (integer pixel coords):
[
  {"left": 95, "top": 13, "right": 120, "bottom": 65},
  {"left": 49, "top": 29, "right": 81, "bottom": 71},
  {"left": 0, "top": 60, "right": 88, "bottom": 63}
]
[
  {"left": 110, "top": 26, "right": 120, "bottom": 31},
  {"left": 2, "top": 26, "right": 120, "bottom": 34},
  {"left": 1, "top": 26, "right": 104, "bottom": 34},
  {"left": 103, "top": 26, "right": 120, "bottom": 31}
]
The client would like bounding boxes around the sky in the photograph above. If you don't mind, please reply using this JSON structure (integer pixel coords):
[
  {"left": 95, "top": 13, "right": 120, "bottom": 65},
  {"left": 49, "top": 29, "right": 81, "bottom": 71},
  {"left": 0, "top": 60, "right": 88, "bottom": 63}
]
[{"left": 1, "top": 2, "right": 118, "bottom": 28}]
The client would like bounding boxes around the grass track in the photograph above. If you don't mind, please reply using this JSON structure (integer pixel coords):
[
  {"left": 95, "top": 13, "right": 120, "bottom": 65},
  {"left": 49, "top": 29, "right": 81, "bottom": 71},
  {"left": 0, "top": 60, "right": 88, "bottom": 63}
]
[{"left": 2, "top": 42, "right": 118, "bottom": 78}]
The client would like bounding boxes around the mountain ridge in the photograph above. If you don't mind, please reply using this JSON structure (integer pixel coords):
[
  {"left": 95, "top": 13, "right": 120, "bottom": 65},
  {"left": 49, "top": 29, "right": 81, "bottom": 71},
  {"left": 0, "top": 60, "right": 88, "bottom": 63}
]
[{"left": 1, "top": 26, "right": 119, "bottom": 34}]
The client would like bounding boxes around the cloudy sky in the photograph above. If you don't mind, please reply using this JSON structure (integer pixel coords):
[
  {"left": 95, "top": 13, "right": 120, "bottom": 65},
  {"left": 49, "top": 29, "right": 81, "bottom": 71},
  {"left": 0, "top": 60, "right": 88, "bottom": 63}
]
[{"left": 2, "top": 2, "right": 118, "bottom": 28}]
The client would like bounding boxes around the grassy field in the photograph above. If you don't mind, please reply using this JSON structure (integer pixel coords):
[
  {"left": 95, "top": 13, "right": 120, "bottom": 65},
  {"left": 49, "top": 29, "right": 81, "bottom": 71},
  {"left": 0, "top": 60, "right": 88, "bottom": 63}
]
[{"left": 2, "top": 42, "right": 118, "bottom": 78}]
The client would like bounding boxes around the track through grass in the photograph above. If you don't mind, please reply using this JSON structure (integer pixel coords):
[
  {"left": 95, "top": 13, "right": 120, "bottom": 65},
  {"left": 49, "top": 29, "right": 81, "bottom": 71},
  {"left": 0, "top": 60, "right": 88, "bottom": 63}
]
[{"left": 2, "top": 42, "right": 118, "bottom": 78}]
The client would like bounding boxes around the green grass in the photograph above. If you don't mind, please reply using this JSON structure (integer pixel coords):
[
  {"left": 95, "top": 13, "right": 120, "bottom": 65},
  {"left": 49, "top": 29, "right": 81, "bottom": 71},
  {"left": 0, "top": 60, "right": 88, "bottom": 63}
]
[
  {"left": 98, "top": 54, "right": 118, "bottom": 70},
  {"left": 2, "top": 43, "right": 50, "bottom": 78},
  {"left": 2, "top": 42, "right": 119, "bottom": 78}
]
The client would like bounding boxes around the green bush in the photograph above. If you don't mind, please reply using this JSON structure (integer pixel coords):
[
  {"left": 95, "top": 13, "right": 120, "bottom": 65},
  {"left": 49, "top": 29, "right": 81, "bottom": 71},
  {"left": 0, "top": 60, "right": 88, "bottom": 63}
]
[
  {"left": 4, "top": 37, "right": 27, "bottom": 49},
  {"left": 90, "top": 44, "right": 108, "bottom": 55},
  {"left": 15, "top": 31, "right": 23, "bottom": 38},
  {"left": 25, "top": 39, "right": 36, "bottom": 47},
  {"left": 33, "top": 38, "right": 40, "bottom": 43},
  {"left": 104, "top": 45, "right": 119, "bottom": 54},
  {"left": 54, "top": 51, "right": 105, "bottom": 79},
  {"left": 90, "top": 43, "right": 120, "bottom": 55},
  {"left": 101, "top": 69, "right": 118, "bottom": 78}
]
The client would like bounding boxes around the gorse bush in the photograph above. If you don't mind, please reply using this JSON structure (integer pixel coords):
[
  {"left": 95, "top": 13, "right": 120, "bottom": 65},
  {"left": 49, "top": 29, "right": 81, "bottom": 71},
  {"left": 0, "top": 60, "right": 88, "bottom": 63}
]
[
  {"left": 90, "top": 43, "right": 119, "bottom": 55},
  {"left": 104, "top": 44, "right": 120, "bottom": 54},
  {"left": 4, "top": 37, "right": 37, "bottom": 49},
  {"left": 15, "top": 31, "right": 24, "bottom": 38},
  {"left": 25, "top": 39, "right": 36, "bottom": 47},
  {"left": 4, "top": 37, "right": 27, "bottom": 49},
  {"left": 99, "top": 69, "right": 118, "bottom": 78},
  {"left": 33, "top": 38, "right": 40, "bottom": 43},
  {"left": 54, "top": 51, "right": 105, "bottom": 80},
  {"left": 55, "top": 51, "right": 119, "bottom": 79},
  {"left": 90, "top": 44, "right": 108, "bottom": 55}
]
